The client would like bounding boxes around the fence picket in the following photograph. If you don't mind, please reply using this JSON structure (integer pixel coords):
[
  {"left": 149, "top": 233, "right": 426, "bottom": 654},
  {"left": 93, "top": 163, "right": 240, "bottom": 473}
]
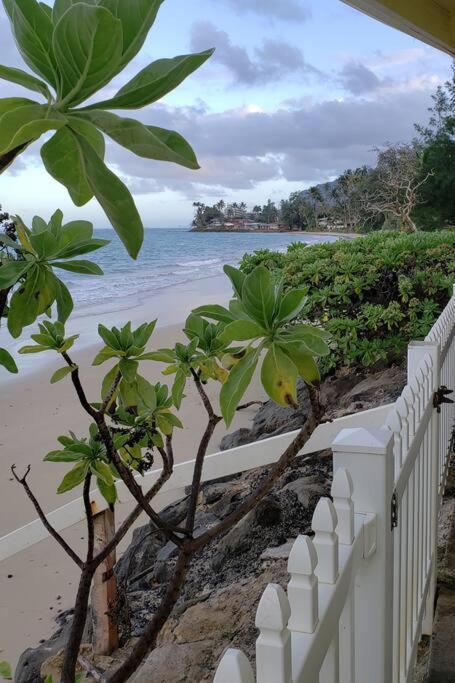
[
  {"left": 213, "top": 649, "right": 255, "bottom": 683},
  {"left": 312, "top": 498, "right": 339, "bottom": 584},
  {"left": 331, "top": 469, "right": 354, "bottom": 545},
  {"left": 287, "top": 535, "right": 319, "bottom": 633},
  {"left": 255, "top": 584, "right": 292, "bottom": 683}
]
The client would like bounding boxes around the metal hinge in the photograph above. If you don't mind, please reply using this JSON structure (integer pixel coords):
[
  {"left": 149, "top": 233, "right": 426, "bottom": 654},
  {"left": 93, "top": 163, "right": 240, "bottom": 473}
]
[
  {"left": 391, "top": 491, "right": 398, "bottom": 530},
  {"left": 433, "top": 385, "right": 454, "bottom": 414}
]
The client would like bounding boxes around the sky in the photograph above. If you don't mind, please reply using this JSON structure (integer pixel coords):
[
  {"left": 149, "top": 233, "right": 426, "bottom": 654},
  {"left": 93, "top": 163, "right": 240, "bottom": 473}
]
[{"left": 0, "top": 0, "right": 453, "bottom": 228}]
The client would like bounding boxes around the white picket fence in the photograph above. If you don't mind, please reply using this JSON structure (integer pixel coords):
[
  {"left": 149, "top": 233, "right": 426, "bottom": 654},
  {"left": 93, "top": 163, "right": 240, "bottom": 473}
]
[{"left": 214, "top": 286, "right": 455, "bottom": 683}]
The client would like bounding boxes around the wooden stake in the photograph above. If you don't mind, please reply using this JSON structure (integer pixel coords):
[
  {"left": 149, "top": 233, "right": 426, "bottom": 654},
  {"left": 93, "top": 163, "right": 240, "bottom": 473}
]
[{"left": 91, "top": 508, "right": 119, "bottom": 655}]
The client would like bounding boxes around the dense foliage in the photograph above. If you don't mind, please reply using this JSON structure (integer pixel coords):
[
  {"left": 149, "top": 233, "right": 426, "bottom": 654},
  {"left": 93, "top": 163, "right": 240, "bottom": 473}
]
[{"left": 240, "top": 230, "right": 455, "bottom": 371}]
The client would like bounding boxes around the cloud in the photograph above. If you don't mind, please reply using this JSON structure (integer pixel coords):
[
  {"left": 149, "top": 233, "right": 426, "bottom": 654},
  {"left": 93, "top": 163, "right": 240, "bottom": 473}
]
[
  {"left": 223, "top": 0, "right": 311, "bottom": 22},
  {"left": 100, "top": 83, "right": 432, "bottom": 197},
  {"left": 190, "top": 22, "right": 320, "bottom": 85},
  {"left": 339, "top": 61, "right": 391, "bottom": 95}
]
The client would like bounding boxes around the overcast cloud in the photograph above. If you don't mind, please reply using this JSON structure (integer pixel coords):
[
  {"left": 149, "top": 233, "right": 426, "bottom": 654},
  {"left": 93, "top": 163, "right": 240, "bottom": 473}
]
[
  {"left": 223, "top": 0, "right": 311, "bottom": 22},
  {"left": 190, "top": 22, "right": 321, "bottom": 85}
]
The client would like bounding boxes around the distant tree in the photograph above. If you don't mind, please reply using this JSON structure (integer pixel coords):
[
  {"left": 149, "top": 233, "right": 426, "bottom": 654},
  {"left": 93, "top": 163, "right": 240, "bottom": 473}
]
[
  {"left": 366, "top": 142, "right": 432, "bottom": 232},
  {"left": 259, "top": 199, "right": 278, "bottom": 224},
  {"left": 415, "top": 63, "right": 455, "bottom": 229},
  {"left": 330, "top": 167, "right": 372, "bottom": 232}
]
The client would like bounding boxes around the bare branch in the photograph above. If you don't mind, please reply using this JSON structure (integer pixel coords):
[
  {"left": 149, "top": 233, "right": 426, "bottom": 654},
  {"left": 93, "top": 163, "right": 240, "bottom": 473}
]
[{"left": 11, "top": 465, "right": 84, "bottom": 569}]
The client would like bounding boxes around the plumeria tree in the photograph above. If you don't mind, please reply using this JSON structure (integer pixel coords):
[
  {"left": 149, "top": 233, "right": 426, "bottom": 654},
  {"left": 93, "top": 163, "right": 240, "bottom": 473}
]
[
  {"left": 0, "top": 2, "right": 331, "bottom": 682},
  {"left": 11, "top": 262, "right": 328, "bottom": 683}
]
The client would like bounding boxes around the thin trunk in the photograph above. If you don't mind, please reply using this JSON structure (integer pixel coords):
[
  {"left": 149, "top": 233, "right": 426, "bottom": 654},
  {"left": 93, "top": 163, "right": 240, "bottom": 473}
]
[
  {"left": 106, "top": 551, "right": 191, "bottom": 683},
  {"left": 61, "top": 567, "right": 94, "bottom": 683}
]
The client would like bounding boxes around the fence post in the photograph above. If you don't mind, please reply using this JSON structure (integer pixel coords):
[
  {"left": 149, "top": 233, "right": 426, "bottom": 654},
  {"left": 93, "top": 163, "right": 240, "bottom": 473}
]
[
  {"left": 91, "top": 507, "right": 119, "bottom": 655},
  {"left": 407, "top": 341, "right": 440, "bottom": 636},
  {"left": 332, "top": 427, "right": 394, "bottom": 683}
]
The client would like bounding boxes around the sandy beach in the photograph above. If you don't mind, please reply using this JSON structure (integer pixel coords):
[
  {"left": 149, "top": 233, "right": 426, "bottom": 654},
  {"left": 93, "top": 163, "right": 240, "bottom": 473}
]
[{"left": 0, "top": 275, "right": 267, "bottom": 668}]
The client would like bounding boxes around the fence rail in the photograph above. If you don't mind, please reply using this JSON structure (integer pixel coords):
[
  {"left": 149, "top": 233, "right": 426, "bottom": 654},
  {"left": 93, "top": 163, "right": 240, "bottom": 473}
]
[
  {"left": 0, "top": 403, "right": 392, "bottom": 562},
  {"left": 215, "top": 285, "right": 455, "bottom": 682}
]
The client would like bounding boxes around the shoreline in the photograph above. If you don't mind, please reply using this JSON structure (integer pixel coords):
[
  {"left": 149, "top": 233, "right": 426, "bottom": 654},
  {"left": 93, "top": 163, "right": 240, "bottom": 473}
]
[{"left": 190, "top": 228, "right": 359, "bottom": 239}]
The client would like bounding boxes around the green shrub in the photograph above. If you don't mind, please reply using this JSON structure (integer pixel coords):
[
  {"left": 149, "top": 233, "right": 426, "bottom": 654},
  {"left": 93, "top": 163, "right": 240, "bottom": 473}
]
[{"left": 239, "top": 230, "right": 455, "bottom": 372}]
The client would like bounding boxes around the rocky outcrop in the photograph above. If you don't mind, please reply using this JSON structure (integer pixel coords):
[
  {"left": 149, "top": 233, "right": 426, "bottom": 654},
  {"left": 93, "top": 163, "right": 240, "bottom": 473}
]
[{"left": 221, "top": 364, "right": 406, "bottom": 450}]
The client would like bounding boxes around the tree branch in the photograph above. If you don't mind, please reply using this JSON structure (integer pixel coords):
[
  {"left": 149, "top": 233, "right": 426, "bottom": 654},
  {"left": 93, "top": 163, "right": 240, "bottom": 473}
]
[
  {"left": 62, "top": 352, "right": 99, "bottom": 420},
  {"left": 83, "top": 473, "right": 94, "bottom": 562},
  {"left": 189, "top": 385, "right": 324, "bottom": 552},
  {"left": 11, "top": 465, "right": 84, "bottom": 569}
]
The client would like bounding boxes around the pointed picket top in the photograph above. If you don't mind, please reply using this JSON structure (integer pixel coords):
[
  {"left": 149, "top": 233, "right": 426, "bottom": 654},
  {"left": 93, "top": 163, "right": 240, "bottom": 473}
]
[
  {"left": 287, "top": 535, "right": 319, "bottom": 634},
  {"left": 385, "top": 407, "right": 403, "bottom": 470},
  {"left": 332, "top": 469, "right": 354, "bottom": 545},
  {"left": 256, "top": 584, "right": 292, "bottom": 683},
  {"left": 312, "top": 497, "right": 338, "bottom": 533},
  {"left": 288, "top": 534, "right": 318, "bottom": 575},
  {"left": 332, "top": 467, "right": 353, "bottom": 499},
  {"left": 214, "top": 649, "right": 255, "bottom": 683},
  {"left": 255, "top": 583, "right": 291, "bottom": 631},
  {"left": 312, "top": 497, "right": 339, "bottom": 583},
  {"left": 396, "top": 395, "right": 409, "bottom": 419}
]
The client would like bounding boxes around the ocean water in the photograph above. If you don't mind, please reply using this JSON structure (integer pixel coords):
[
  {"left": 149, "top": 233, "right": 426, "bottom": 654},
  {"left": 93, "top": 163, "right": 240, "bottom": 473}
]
[{"left": 63, "top": 228, "right": 339, "bottom": 315}]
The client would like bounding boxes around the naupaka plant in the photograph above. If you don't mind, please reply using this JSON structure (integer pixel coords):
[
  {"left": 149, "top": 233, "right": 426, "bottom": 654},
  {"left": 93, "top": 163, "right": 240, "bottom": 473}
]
[
  {"left": 10, "top": 264, "right": 329, "bottom": 683},
  {"left": 0, "top": 0, "right": 213, "bottom": 256}
]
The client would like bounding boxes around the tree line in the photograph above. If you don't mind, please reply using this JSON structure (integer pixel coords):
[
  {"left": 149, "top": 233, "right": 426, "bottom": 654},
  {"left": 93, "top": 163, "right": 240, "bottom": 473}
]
[{"left": 193, "top": 64, "right": 455, "bottom": 233}]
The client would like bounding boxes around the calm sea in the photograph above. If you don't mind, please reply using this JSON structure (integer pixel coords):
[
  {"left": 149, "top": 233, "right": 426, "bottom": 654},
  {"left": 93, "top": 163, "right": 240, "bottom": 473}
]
[{"left": 64, "top": 228, "right": 339, "bottom": 314}]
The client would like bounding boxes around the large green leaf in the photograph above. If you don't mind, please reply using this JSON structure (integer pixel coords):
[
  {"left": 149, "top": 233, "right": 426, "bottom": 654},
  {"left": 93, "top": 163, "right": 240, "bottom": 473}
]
[
  {"left": 280, "top": 343, "right": 320, "bottom": 385},
  {"left": 75, "top": 110, "right": 200, "bottom": 170},
  {"left": 261, "top": 344, "right": 298, "bottom": 408},
  {"left": 242, "top": 266, "right": 275, "bottom": 330},
  {"left": 0, "top": 64, "right": 51, "bottom": 99},
  {"left": 277, "top": 289, "right": 307, "bottom": 324},
  {"left": 0, "top": 260, "right": 32, "bottom": 289},
  {"left": 99, "top": 0, "right": 163, "bottom": 71},
  {"left": 50, "top": 364, "right": 76, "bottom": 383},
  {"left": 219, "top": 319, "right": 264, "bottom": 344},
  {"left": 75, "top": 133, "right": 144, "bottom": 258},
  {"left": 224, "top": 264, "right": 245, "bottom": 298},
  {"left": 51, "top": 259, "right": 103, "bottom": 275},
  {"left": 52, "top": 0, "right": 98, "bottom": 25},
  {"left": 57, "top": 461, "right": 88, "bottom": 493},
  {"left": 53, "top": 276, "right": 73, "bottom": 323},
  {"left": 0, "top": 97, "right": 37, "bottom": 116},
  {"left": 191, "top": 304, "right": 234, "bottom": 324},
  {"left": 53, "top": 3, "right": 123, "bottom": 105},
  {"left": 2, "top": 0, "right": 57, "bottom": 85},
  {"left": 7, "top": 265, "right": 55, "bottom": 337},
  {"left": 0, "top": 348, "right": 18, "bottom": 373},
  {"left": 84, "top": 50, "right": 214, "bottom": 110},
  {"left": 220, "top": 346, "right": 260, "bottom": 426},
  {"left": 0, "top": 104, "right": 65, "bottom": 155},
  {"left": 41, "top": 122, "right": 104, "bottom": 206}
]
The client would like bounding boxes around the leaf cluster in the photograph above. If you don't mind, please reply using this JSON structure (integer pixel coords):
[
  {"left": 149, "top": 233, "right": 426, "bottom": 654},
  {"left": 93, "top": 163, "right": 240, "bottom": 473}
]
[
  {"left": 0, "top": 0, "right": 213, "bottom": 257},
  {"left": 0, "top": 211, "right": 107, "bottom": 339}
]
